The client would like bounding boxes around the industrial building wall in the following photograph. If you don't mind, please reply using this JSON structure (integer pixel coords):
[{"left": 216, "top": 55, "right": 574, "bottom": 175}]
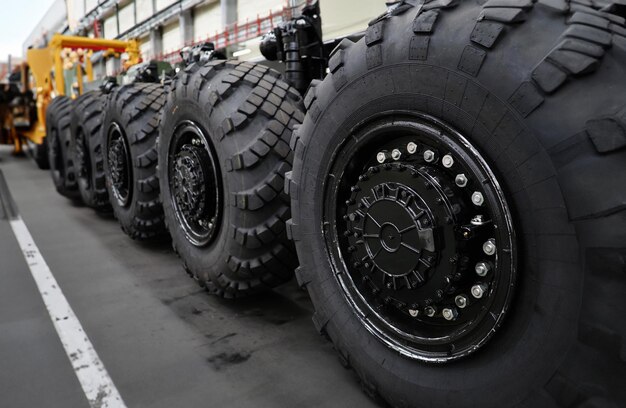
[
  {"left": 139, "top": 36, "right": 152, "bottom": 60},
  {"left": 25, "top": 0, "right": 391, "bottom": 66},
  {"left": 157, "top": 0, "right": 178, "bottom": 11},
  {"left": 136, "top": 0, "right": 154, "bottom": 23},
  {"left": 104, "top": 13, "right": 118, "bottom": 38},
  {"left": 237, "top": 0, "right": 284, "bottom": 22},
  {"left": 162, "top": 20, "right": 182, "bottom": 55},
  {"left": 118, "top": 2, "right": 136, "bottom": 34},
  {"left": 321, "top": 0, "right": 386, "bottom": 40},
  {"left": 194, "top": 1, "right": 223, "bottom": 42}
]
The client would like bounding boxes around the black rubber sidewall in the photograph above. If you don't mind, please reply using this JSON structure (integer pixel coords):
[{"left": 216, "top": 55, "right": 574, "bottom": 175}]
[
  {"left": 102, "top": 84, "right": 167, "bottom": 240},
  {"left": 71, "top": 91, "right": 107, "bottom": 209},
  {"left": 159, "top": 99, "right": 234, "bottom": 283},
  {"left": 294, "top": 66, "right": 582, "bottom": 408},
  {"left": 46, "top": 96, "right": 78, "bottom": 198}
]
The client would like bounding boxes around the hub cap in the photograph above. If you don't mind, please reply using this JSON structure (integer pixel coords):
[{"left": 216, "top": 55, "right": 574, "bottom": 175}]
[
  {"left": 324, "top": 112, "right": 516, "bottom": 362},
  {"left": 168, "top": 121, "right": 221, "bottom": 247},
  {"left": 107, "top": 123, "right": 132, "bottom": 207}
]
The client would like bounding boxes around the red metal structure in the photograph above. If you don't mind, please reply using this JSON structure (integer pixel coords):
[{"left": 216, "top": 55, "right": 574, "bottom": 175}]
[{"left": 155, "top": 3, "right": 304, "bottom": 64}]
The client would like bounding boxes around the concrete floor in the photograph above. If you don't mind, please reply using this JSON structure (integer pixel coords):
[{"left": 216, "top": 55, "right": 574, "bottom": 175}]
[{"left": 0, "top": 146, "right": 378, "bottom": 408}]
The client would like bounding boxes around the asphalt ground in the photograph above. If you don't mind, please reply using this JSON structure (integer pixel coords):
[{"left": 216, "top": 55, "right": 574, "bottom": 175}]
[{"left": 0, "top": 145, "right": 378, "bottom": 408}]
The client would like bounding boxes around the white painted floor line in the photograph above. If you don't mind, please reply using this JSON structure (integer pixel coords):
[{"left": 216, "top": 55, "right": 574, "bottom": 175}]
[{"left": 9, "top": 216, "right": 127, "bottom": 408}]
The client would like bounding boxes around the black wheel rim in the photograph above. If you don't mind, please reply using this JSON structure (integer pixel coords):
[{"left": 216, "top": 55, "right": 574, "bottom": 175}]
[
  {"left": 75, "top": 129, "right": 91, "bottom": 191},
  {"left": 323, "top": 111, "right": 516, "bottom": 362},
  {"left": 107, "top": 122, "right": 132, "bottom": 207},
  {"left": 167, "top": 120, "right": 222, "bottom": 247}
]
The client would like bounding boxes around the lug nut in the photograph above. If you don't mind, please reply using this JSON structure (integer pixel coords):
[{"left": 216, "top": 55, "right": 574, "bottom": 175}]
[
  {"left": 442, "top": 307, "right": 458, "bottom": 321},
  {"left": 442, "top": 154, "right": 454, "bottom": 168},
  {"left": 425, "top": 306, "right": 436, "bottom": 317},
  {"left": 455, "top": 174, "right": 468, "bottom": 187},
  {"left": 376, "top": 152, "right": 386, "bottom": 163},
  {"left": 408, "top": 309, "right": 419, "bottom": 317},
  {"left": 391, "top": 149, "right": 402, "bottom": 161},
  {"left": 471, "top": 284, "right": 487, "bottom": 299},
  {"left": 472, "top": 191, "right": 484, "bottom": 206},
  {"left": 475, "top": 261, "right": 491, "bottom": 277},
  {"left": 483, "top": 239, "right": 496, "bottom": 256},
  {"left": 423, "top": 150, "right": 436, "bottom": 163},
  {"left": 407, "top": 142, "right": 418, "bottom": 154},
  {"left": 455, "top": 295, "right": 468, "bottom": 309}
]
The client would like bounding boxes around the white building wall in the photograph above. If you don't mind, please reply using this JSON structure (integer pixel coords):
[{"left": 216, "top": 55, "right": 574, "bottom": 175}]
[
  {"left": 156, "top": 0, "right": 177, "bottom": 12},
  {"left": 194, "top": 1, "right": 222, "bottom": 42},
  {"left": 162, "top": 20, "right": 182, "bottom": 54},
  {"left": 118, "top": 2, "right": 136, "bottom": 34},
  {"left": 85, "top": 0, "right": 98, "bottom": 13},
  {"left": 321, "top": 0, "right": 386, "bottom": 41},
  {"left": 136, "top": 0, "right": 154, "bottom": 23},
  {"left": 139, "top": 36, "right": 152, "bottom": 60},
  {"left": 104, "top": 14, "right": 118, "bottom": 38},
  {"left": 237, "top": 0, "right": 283, "bottom": 23}
]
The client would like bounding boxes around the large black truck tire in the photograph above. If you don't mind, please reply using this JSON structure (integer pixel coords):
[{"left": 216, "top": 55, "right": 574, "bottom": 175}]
[
  {"left": 102, "top": 83, "right": 168, "bottom": 240},
  {"left": 158, "top": 60, "right": 303, "bottom": 298},
  {"left": 70, "top": 90, "right": 110, "bottom": 211},
  {"left": 34, "top": 139, "right": 49, "bottom": 169},
  {"left": 46, "top": 95, "right": 79, "bottom": 199},
  {"left": 288, "top": 2, "right": 626, "bottom": 408}
]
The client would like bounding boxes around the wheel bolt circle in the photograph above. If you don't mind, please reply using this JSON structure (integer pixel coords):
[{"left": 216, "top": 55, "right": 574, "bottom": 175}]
[
  {"left": 455, "top": 295, "right": 468, "bottom": 309},
  {"left": 442, "top": 307, "right": 458, "bottom": 321},
  {"left": 376, "top": 152, "right": 386, "bottom": 163},
  {"left": 425, "top": 306, "right": 436, "bottom": 317},
  {"left": 455, "top": 174, "right": 468, "bottom": 187},
  {"left": 475, "top": 261, "right": 491, "bottom": 276},
  {"left": 423, "top": 150, "right": 436, "bottom": 163},
  {"left": 472, "top": 191, "right": 484, "bottom": 206},
  {"left": 409, "top": 309, "right": 419, "bottom": 317},
  {"left": 391, "top": 149, "right": 402, "bottom": 161},
  {"left": 407, "top": 142, "right": 418, "bottom": 154},
  {"left": 442, "top": 154, "right": 454, "bottom": 168},
  {"left": 483, "top": 239, "right": 496, "bottom": 256},
  {"left": 471, "top": 284, "right": 487, "bottom": 299}
]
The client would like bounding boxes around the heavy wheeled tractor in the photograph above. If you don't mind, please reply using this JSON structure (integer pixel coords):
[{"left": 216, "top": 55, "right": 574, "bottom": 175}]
[
  {"left": 157, "top": 1, "right": 626, "bottom": 407},
  {"left": 296, "top": 1, "right": 626, "bottom": 407},
  {"left": 40, "top": 0, "right": 626, "bottom": 407},
  {"left": 3, "top": 34, "right": 141, "bottom": 203}
]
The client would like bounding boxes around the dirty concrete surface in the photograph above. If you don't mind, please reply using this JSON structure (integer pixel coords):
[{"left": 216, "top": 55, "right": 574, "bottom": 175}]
[{"left": 0, "top": 146, "right": 379, "bottom": 408}]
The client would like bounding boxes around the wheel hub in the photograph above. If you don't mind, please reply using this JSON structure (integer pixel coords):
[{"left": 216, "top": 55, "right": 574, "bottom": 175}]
[
  {"left": 168, "top": 121, "right": 221, "bottom": 247},
  {"left": 325, "top": 113, "right": 516, "bottom": 362},
  {"left": 107, "top": 123, "right": 132, "bottom": 207},
  {"left": 172, "top": 145, "right": 211, "bottom": 225},
  {"left": 346, "top": 163, "right": 469, "bottom": 315}
]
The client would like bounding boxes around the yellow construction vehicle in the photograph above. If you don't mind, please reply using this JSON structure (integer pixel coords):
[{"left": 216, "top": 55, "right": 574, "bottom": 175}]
[{"left": 1, "top": 34, "right": 140, "bottom": 163}]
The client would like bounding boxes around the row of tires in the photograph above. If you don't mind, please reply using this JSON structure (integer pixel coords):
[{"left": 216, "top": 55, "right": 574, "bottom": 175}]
[
  {"left": 44, "top": 64, "right": 299, "bottom": 298},
  {"left": 40, "top": 1, "right": 626, "bottom": 407}
]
